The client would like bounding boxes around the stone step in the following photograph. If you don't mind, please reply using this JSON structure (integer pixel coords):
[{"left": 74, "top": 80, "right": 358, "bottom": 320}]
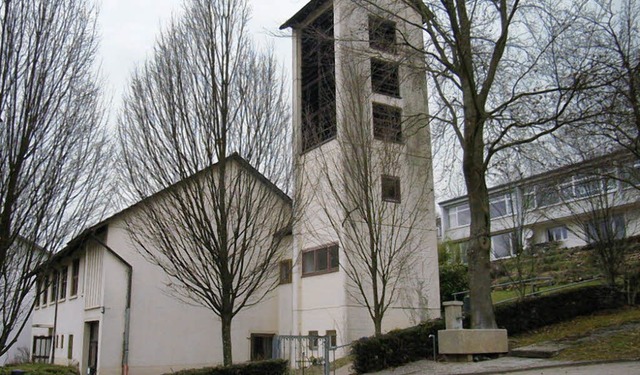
[{"left": 509, "top": 342, "right": 570, "bottom": 358}]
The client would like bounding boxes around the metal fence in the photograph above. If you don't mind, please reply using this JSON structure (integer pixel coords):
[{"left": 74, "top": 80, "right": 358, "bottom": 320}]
[{"left": 272, "top": 335, "right": 331, "bottom": 375}]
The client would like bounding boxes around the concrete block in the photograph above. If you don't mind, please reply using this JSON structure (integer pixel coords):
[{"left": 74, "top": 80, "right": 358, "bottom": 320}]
[{"left": 438, "top": 329, "right": 509, "bottom": 355}]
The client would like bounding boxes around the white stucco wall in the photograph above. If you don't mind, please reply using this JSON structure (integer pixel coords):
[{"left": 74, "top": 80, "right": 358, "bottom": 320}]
[{"left": 290, "top": 0, "right": 440, "bottom": 351}]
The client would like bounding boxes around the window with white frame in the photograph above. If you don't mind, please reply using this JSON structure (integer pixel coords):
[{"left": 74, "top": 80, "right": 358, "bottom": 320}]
[
  {"left": 621, "top": 160, "right": 640, "bottom": 189},
  {"left": 536, "top": 184, "right": 561, "bottom": 207},
  {"left": 523, "top": 186, "right": 537, "bottom": 209},
  {"left": 450, "top": 241, "right": 469, "bottom": 264},
  {"left": 447, "top": 203, "right": 470, "bottom": 228},
  {"left": 491, "top": 232, "right": 514, "bottom": 259},
  {"left": 547, "top": 226, "right": 568, "bottom": 242},
  {"left": 489, "top": 193, "right": 513, "bottom": 218}
]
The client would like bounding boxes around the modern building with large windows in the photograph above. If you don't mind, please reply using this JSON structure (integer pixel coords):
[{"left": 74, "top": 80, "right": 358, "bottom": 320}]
[{"left": 439, "top": 151, "right": 640, "bottom": 261}]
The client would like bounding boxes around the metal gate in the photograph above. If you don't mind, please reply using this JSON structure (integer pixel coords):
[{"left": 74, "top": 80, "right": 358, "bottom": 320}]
[{"left": 272, "top": 334, "right": 331, "bottom": 375}]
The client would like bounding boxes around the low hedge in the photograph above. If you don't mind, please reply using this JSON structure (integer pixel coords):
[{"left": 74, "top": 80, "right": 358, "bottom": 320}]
[
  {"left": 162, "top": 359, "right": 288, "bottom": 375},
  {"left": 350, "top": 284, "right": 625, "bottom": 374},
  {"left": 350, "top": 319, "right": 444, "bottom": 374},
  {"left": 0, "top": 364, "right": 79, "bottom": 375},
  {"left": 494, "top": 284, "right": 624, "bottom": 335}
]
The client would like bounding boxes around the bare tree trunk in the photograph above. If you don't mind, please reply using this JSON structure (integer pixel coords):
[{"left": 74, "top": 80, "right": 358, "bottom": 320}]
[{"left": 221, "top": 313, "right": 233, "bottom": 366}]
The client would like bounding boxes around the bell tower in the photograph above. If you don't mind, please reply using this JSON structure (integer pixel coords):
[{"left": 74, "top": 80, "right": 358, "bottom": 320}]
[{"left": 281, "top": 0, "right": 440, "bottom": 344}]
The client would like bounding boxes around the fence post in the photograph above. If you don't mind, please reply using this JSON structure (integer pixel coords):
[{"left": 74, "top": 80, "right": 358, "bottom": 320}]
[{"left": 323, "top": 336, "right": 330, "bottom": 375}]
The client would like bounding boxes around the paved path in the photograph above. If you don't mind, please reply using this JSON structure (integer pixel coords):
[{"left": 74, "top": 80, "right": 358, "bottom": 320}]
[{"left": 334, "top": 358, "right": 640, "bottom": 375}]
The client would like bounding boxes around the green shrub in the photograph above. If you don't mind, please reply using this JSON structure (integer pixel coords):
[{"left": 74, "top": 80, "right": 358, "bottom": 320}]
[
  {"left": 350, "top": 285, "right": 626, "bottom": 374},
  {"left": 161, "top": 359, "right": 288, "bottom": 375},
  {"left": 495, "top": 285, "right": 624, "bottom": 335},
  {"left": 0, "top": 363, "right": 79, "bottom": 375},
  {"left": 350, "top": 319, "right": 444, "bottom": 374},
  {"left": 439, "top": 263, "right": 468, "bottom": 302}
]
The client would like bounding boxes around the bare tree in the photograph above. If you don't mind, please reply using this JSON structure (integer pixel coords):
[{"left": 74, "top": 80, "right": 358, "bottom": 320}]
[
  {"left": 118, "top": 0, "right": 291, "bottom": 366},
  {"left": 354, "top": 0, "right": 603, "bottom": 328},
  {"left": 572, "top": 0, "right": 640, "bottom": 160},
  {"left": 0, "top": 0, "right": 109, "bottom": 358},
  {"left": 555, "top": 170, "right": 638, "bottom": 288}
]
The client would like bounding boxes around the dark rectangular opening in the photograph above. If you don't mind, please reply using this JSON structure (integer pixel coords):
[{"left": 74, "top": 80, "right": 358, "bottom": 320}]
[
  {"left": 301, "top": 7, "right": 336, "bottom": 152},
  {"left": 371, "top": 59, "right": 400, "bottom": 97},
  {"left": 250, "top": 334, "right": 274, "bottom": 361},
  {"left": 369, "top": 16, "right": 396, "bottom": 53},
  {"left": 381, "top": 175, "right": 401, "bottom": 203},
  {"left": 373, "top": 103, "right": 402, "bottom": 142}
]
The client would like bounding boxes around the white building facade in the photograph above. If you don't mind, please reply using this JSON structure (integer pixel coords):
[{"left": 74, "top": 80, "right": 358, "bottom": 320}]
[
  {"left": 29, "top": 1, "right": 440, "bottom": 374},
  {"left": 439, "top": 152, "right": 640, "bottom": 261}
]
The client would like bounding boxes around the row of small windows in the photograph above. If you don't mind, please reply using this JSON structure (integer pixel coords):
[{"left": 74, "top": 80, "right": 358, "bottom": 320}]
[
  {"left": 448, "top": 216, "right": 626, "bottom": 262},
  {"left": 35, "top": 259, "right": 80, "bottom": 308},
  {"left": 278, "top": 244, "right": 340, "bottom": 283},
  {"left": 446, "top": 162, "right": 639, "bottom": 229}
]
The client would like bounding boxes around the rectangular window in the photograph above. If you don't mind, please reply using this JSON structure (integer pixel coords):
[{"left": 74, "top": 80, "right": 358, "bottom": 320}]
[
  {"left": 59, "top": 266, "right": 68, "bottom": 300},
  {"left": 491, "top": 232, "right": 514, "bottom": 259},
  {"left": 489, "top": 193, "right": 513, "bottom": 218},
  {"left": 373, "top": 103, "right": 402, "bottom": 142},
  {"left": 573, "top": 175, "right": 602, "bottom": 198},
  {"left": 371, "top": 59, "right": 400, "bottom": 97},
  {"left": 50, "top": 271, "right": 58, "bottom": 303},
  {"left": 279, "top": 259, "right": 292, "bottom": 284},
  {"left": 250, "top": 334, "right": 274, "bottom": 361},
  {"left": 35, "top": 279, "right": 41, "bottom": 307},
  {"left": 381, "top": 175, "right": 401, "bottom": 202},
  {"left": 547, "top": 226, "right": 568, "bottom": 242},
  {"left": 42, "top": 275, "right": 49, "bottom": 305},
  {"left": 67, "top": 334, "right": 73, "bottom": 360},
  {"left": 621, "top": 161, "right": 640, "bottom": 189},
  {"left": 369, "top": 16, "right": 396, "bottom": 53},
  {"left": 301, "top": 8, "right": 336, "bottom": 152},
  {"left": 523, "top": 186, "right": 537, "bottom": 210},
  {"left": 586, "top": 215, "right": 625, "bottom": 243},
  {"left": 447, "top": 203, "right": 470, "bottom": 228},
  {"left": 536, "top": 184, "right": 560, "bottom": 207},
  {"left": 326, "top": 330, "right": 337, "bottom": 347},
  {"left": 60, "top": 335, "right": 64, "bottom": 349},
  {"left": 71, "top": 259, "right": 80, "bottom": 297},
  {"left": 308, "top": 330, "right": 319, "bottom": 350},
  {"left": 302, "top": 244, "right": 339, "bottom": 276}
]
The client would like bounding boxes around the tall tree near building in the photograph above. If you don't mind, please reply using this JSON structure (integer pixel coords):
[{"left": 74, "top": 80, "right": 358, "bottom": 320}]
[
  {"left": 313, "top": 58, "right": 433, "bottom": 335},
  {"left": 355, "top": 0, "right": 602, "bottom": 328},
  {"left": 570, "top": 0, "right": 640, "bottom": 162},
  {"left": 118, "top": 0, "right": 291, "bottom": 365},
  {"left": 0, "top": 0, "right": 109, "bottom": 358}
]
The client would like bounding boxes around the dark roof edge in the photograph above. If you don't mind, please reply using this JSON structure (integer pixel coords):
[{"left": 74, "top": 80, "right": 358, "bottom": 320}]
[
  {"left": 280, "top": 0, "right": 427, "bottom": 30},
  {"left": 280, "top": 0, "right": 330, "bottom": 30},
  {"left": 438, "top": 150, "right": 635, "bottom": 207}
]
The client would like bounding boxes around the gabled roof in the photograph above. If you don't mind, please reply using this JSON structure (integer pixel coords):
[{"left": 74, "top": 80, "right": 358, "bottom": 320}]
[
  {"left": 280, "top": 0, "right": 427, "bottom": 30},
  {"left": 46, "top": 153, "right": 292, "bottom": 265}
]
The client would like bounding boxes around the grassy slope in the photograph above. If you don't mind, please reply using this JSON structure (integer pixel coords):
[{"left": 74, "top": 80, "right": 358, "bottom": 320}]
[{"left": 510, "top": 306, "right": 640, "bottom": 361}]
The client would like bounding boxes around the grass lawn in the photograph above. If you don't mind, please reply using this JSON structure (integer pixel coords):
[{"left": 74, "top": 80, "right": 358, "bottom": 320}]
[{"left": 510, "top": 306, "right": 640, "bottom": 361}]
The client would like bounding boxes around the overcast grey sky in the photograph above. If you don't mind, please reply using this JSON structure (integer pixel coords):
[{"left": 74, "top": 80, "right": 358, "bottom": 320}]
[{"left": 98, "top": 0, "right": 307, "bottom": 123}]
